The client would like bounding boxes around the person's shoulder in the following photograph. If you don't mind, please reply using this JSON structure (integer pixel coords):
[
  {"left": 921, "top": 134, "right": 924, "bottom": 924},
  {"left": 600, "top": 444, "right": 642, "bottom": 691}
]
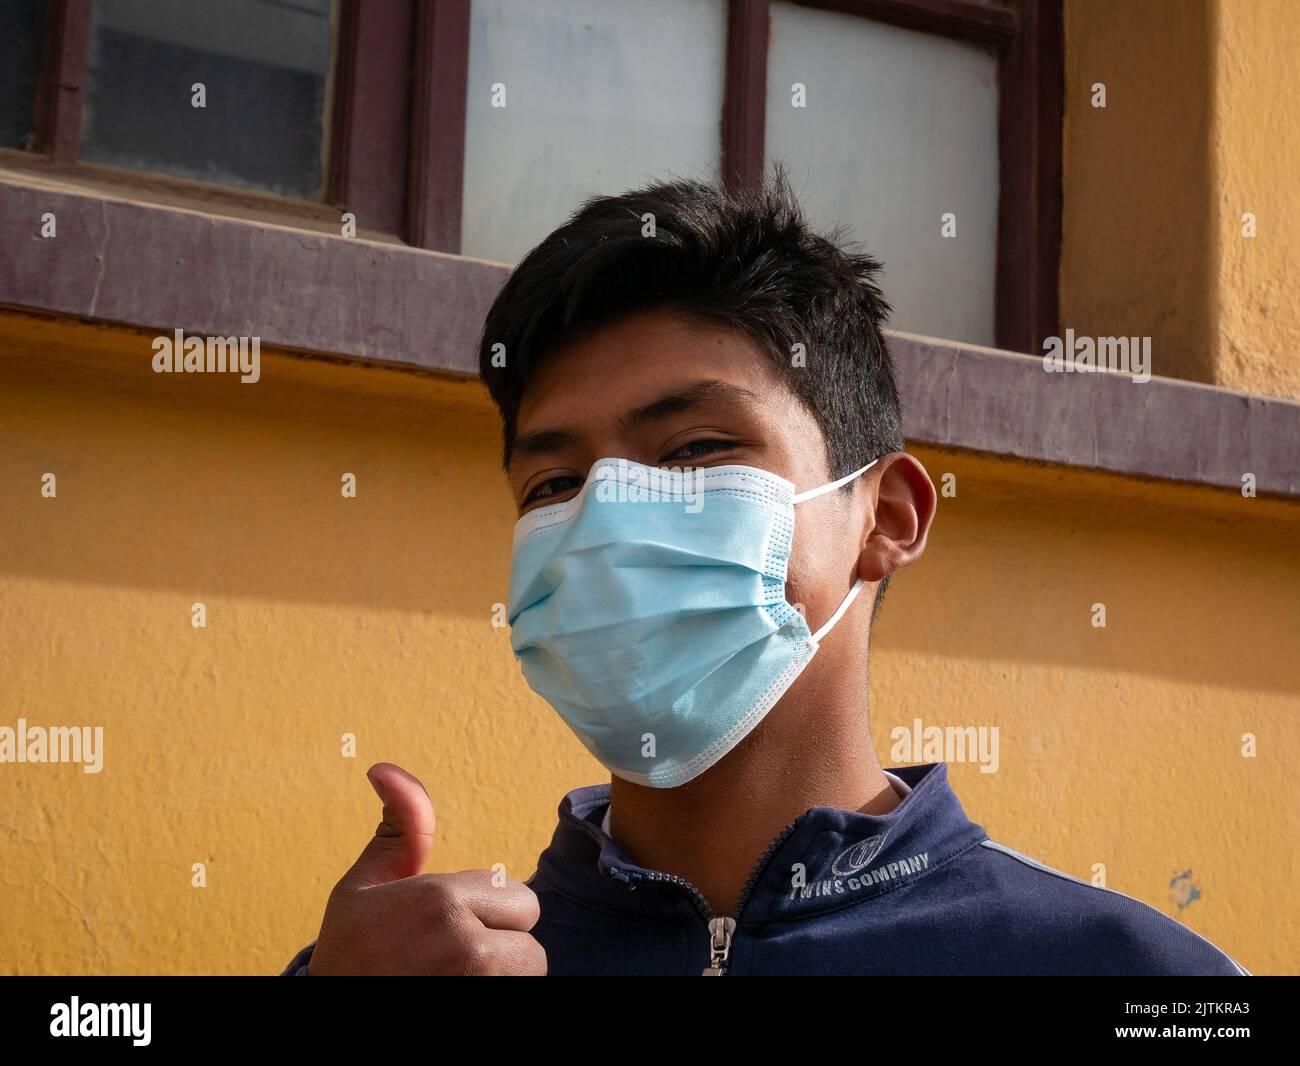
[
  {"left": 971, "top": 839, "right": 1250, "bottom": 976},
  {"left": 280, "top": 940, "right": 316, "bottom": 975}
]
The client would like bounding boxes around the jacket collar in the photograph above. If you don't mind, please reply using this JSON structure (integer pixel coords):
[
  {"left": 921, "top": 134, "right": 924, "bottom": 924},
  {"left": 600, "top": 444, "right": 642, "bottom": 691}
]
[
  {"left": 533, "top": 763, "right": 988, "bottom": 924},
  {"left": 599, "top": 769, "right": 911, "bottom": 835}
]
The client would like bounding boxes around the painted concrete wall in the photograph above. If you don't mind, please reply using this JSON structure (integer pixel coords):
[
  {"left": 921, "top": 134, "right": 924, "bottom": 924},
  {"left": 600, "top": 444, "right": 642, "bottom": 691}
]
[
  {"left": 1063, "top": 0, "right": 1300, "bottom": 401},
  {"left": 2, "top": 311, "right": 1295, "bottom": 975},
  {"left": 1212, "top": 0, "right": 1300, "bottom": 399}
]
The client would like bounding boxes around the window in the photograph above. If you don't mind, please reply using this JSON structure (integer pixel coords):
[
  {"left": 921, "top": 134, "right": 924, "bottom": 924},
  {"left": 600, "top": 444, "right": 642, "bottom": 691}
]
[
  {"left": 725, "top": 0, "right": 1062, "bottom": 353},
  {"left": 1, "top": 0, "right": 1060, "bottom": 351},
  {"left": 81, "top": 0, "right": 336, "bottom": 199},
  {"left": 7, "top": 0, "right": 350, "bottom": 226},
  {"left": 456, "top": 0, "right": 1061, "bottom": 351},
  {"left": 460, "top": 0, "right": 727, "bottom": 264},
  {"left": 766, "top": 3, "right": 1000, "bottom": 345},
  {"left": 0, "top": 0, "right": 48, "bottom": 150}
]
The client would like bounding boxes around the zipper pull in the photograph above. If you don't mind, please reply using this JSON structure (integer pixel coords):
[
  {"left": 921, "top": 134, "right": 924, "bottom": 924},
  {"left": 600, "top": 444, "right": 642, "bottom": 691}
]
[{"left": 701, "top": 916, "right": 737, "bottom": 975}]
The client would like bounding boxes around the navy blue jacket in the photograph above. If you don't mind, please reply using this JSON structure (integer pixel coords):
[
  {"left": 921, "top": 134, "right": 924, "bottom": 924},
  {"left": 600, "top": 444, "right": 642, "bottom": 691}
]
[{"left": 281, "top": 762, "right": 1249, "bottom": 976}]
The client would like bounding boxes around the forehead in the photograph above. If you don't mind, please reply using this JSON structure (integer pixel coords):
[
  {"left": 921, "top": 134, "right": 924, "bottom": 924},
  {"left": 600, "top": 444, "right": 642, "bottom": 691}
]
[{"left": 516, "top": 310, "right": 792, "bottom": 430}]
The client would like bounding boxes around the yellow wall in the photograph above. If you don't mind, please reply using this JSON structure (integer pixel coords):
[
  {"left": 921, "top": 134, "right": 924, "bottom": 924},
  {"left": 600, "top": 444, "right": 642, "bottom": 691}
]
[
  {"left": 2, "top": 311, "right": 1295, "bottom": 975},
  {"left": 1212, "top": 0, "right": 1300, "bottom": 398},
  {"left": 1063, "top": 0, "right": 1300, "bottom": 402},
  {"left": 1061, "top": 0, "right": 1218, "bottom": 385}
]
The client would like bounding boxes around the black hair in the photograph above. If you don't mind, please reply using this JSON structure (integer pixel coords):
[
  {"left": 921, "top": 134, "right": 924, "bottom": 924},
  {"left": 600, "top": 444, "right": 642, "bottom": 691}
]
[{"left": 478, "top": 162, "right": 905, "bottom": 619}]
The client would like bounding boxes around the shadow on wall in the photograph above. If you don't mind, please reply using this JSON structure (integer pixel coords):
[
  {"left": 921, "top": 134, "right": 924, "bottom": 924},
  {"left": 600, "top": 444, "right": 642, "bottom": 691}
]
[{"left": 3, "top": 312, "right": 1299, "bottom": 698}]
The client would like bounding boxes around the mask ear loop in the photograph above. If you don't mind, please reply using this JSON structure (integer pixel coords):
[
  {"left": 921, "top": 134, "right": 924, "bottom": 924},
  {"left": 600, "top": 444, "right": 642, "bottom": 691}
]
[
  {"left": 790, "top": 458, "right": 880, "bottom": 645},
  {"left": 811, "top": 578, "right": 867, "bottom": 644},
  {"left": 790, "top": 457, "right": 878, "bottom": 504}
]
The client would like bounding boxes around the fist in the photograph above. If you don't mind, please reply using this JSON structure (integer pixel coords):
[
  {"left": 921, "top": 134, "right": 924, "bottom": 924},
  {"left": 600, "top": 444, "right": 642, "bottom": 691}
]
[{"left": 306, "top": 763, "right": 547, "bottom": 976}]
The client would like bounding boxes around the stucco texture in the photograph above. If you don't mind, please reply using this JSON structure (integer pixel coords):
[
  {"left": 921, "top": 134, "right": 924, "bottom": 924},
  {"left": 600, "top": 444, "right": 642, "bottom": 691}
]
[
  {"left": 1, "top": 312, "right": 1295, "bottom": 975},
  {"left": 1063, "top": 0, "right": 1300, "bottom": 400}
]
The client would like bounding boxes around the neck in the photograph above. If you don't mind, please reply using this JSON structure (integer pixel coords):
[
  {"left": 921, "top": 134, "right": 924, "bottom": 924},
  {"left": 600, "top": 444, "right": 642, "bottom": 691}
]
[{"left": 605, "top": 652, "right": 896, "bottom": 917}]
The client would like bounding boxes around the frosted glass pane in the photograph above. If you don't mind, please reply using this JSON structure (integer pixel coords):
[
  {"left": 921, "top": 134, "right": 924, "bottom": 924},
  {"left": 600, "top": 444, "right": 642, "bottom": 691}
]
[
  {"left": 766, "top": 2, "right": 1000, "bottom": 346},
  {"left": 0, "top": 0, "right": 46, "bottom": 150},
  {"left": 82, "top": 0, "right": 335, "bottom": 199},
  {"left": 463, "top": 0, "right": 726, "bottom": 264}
]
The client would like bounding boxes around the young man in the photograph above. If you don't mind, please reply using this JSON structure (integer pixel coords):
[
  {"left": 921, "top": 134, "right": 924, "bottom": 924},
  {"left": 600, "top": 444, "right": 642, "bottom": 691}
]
[{"left": 282, "top": 171, "right": 1248, "bottom": 976}]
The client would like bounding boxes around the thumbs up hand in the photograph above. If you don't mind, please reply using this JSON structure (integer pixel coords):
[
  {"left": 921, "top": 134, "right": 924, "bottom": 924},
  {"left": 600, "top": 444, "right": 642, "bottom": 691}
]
[{"left": 306, "top": 763, "right": 547, "bottom": 975}]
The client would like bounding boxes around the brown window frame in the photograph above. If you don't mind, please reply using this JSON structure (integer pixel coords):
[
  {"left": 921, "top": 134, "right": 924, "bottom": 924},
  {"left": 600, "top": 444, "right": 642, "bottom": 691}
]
[
  {"left": 16, "top": 0, "right": 1058, "bottom": 352},
  {"left": 724, "top": 0, "right": 1063, "bottom": 355},
  {"left": 16, "top": 0, "right": 471, "bottom": 239},
  {"left": 329, "top": 0, "right": 470, "bottom": 247},
  {"left": 401, "top": 0, "right": 1060, "bottom": 352}
]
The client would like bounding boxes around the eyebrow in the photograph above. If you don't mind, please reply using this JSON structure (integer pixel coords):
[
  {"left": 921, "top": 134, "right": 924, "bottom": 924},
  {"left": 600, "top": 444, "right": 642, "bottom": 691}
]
[
  {"left": 509, "top": 379, "right": 761, "bottom": 468},
  {"left": 620, "top": 379, "right": 760, "bottom": 431}
]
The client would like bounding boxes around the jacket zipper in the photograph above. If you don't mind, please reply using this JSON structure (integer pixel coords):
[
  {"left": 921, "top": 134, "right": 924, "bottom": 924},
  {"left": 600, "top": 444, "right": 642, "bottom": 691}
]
[{"left": 607, "top": 817, "right": 803, "bottom": 975}]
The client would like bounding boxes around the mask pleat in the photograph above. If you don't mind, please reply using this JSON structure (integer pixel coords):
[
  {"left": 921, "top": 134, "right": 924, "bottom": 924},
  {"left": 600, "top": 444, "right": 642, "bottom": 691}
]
[{"left": 504, "top": 456, "right": 860, "bottom": 788}]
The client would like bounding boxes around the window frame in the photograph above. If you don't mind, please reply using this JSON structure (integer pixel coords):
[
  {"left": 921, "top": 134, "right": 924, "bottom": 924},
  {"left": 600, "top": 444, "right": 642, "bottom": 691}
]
[
  {"left": 723, "top": 0, "right": 1062, "bottom": 355},
  {"left": 18, "top": 0, "right": 429, "bottom": 234},
  {"left": 13, "top": 0, "right": 1058, "bottom": 352}
]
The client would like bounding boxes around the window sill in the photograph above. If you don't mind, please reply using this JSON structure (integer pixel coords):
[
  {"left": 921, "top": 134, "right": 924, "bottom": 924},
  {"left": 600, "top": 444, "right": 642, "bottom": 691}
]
[{"left": 1, "top": 175, "right": 1296, "bottom": 497}]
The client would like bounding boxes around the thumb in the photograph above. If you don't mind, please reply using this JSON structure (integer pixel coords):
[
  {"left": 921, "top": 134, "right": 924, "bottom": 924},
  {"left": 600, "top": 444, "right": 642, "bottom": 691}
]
[{"left": 343, "top": 762, "right": 437, "bottom": 888}]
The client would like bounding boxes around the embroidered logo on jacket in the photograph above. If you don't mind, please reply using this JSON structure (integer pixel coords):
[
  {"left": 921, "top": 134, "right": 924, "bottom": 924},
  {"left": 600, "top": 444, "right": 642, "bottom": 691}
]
[
  {"left": 793, "top": 846, "right": 931, "bottom": 901},
  {"left": 831, "top": 833, "right": 889, "bottom": 876}
]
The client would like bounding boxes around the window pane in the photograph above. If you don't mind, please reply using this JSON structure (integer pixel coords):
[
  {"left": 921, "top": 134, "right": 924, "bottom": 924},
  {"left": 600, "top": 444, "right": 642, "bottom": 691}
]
[
  {"left": 81, "top": 0, "right": 336, "bottom": 199},
  {"left": 765, "top": 2, "right": 1000, "bottom": 346},
  {"left": 462, "top": 0, "right": 726, "bottom": 264},
  {"left": 0, "top": 0, "right": 48, "bottom": 150}
]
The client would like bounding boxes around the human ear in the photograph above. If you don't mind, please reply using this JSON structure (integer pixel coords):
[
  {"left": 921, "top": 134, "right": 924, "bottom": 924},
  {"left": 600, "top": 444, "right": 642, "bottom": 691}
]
[{"left": 855, "top": 453, "right": 937, "bottom": 583}]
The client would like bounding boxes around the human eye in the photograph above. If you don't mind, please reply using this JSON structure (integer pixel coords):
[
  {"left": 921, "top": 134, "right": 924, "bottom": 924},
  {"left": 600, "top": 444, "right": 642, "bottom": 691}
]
[
  {"left": 521, "top": 473, "right": 584, "bottom": 508},
  {"left": 662, "top": 438, "right": 733, "bottom": 464}
]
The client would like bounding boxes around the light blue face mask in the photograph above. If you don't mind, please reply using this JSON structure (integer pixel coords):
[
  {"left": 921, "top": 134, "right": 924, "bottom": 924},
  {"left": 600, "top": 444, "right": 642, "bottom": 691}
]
[{"left": 506, "top": 455, "right": 877, "bottom": 788}]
